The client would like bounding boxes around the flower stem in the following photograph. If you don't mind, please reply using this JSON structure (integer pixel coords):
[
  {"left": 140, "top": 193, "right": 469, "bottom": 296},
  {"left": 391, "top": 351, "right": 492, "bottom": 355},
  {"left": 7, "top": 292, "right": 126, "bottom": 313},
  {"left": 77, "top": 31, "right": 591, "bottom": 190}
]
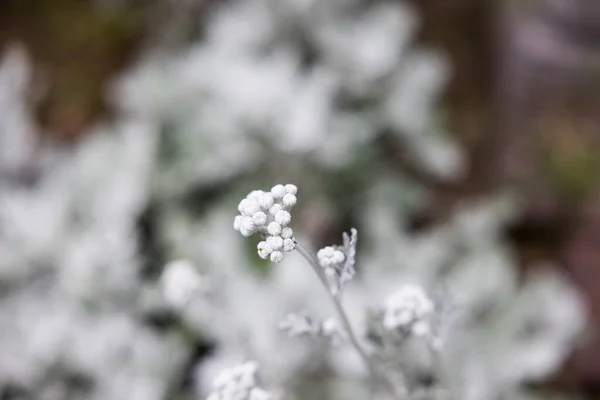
[{"left": 295, "top": 241, "right": 406, "bottom": 399}]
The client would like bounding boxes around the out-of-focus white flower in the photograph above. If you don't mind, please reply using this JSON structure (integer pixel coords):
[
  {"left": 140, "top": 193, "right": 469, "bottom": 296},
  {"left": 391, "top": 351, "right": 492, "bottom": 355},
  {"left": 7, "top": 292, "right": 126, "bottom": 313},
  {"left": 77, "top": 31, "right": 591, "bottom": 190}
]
[
  {"left": 317, "top": 246, "right": 346, "bottom": 295},
  {"left": 207, "top": 361, "right": 275, "bottom": 400},
  {"left": 383, "top": 285, "right": 433, "bottom": 337},
  {"left": 160, "top": 259, "right": 205, "bottom": 307},
  {"left": 233, "top": 184, "right": 298, "bottom": 262}
]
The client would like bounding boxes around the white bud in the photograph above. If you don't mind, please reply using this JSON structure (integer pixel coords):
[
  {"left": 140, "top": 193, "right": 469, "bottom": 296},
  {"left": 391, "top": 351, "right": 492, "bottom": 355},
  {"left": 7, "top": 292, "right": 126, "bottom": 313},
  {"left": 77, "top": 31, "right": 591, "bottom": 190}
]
[
  {"left": 233, "top": 215, "right": 243, "bottom": 231},
  {"left": 242, "top": 216, "right": 257, "bottom": 234},
  {"left": 267, "top": 235, "right": 284, "bottom": 251},
  {"left": 238, "top": 199, "right": 250, "bottom": 214},
  {"left": 275, "top": 210, "right": 291, "bottom": 226},
  {"left": 280, "top": 227, "right": 294, "bottom": 239},
  {"left": 271, "top": 184, "right": 286, "bottom": 199},
  {"left": 257, "top": 241, "right": 272, "bottom": 259},
  {"left": 247, "top": 190, "right": 263, "bottom": 200},
  {"left": 258, "top": 193, "right": 275, "bottom": 210},
  {"left": 285, "top": 184, "right": 297, "bottom": 195},
  {"left": 243, "top": 200, "right": 261, "bottom": 216},
  {"left": 267, "top": 221, "right": 282, "bottom": 236},
  {"left": 270, "top": 251, "right": 284, "bottom": 263},
  {"left": 283, "top": 238, "right": 295, "bottom": 252},
  {"left": 252, "top": 211, "right": 267, "bottom": 226},
  {"left": 268, "top": 203, "right": 283, "bottom": 216},
  {"left": 282, "top": 193, "right": 297, "bottom": 208}
]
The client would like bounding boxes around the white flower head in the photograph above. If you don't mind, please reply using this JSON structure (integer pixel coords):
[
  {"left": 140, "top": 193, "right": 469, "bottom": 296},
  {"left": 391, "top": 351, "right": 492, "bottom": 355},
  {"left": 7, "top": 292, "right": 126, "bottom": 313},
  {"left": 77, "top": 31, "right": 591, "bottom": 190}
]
[
  {"left": 383, "top": 285, "right": 434, "bottom": 337},
  {"left": 234, "top": 184, "right": 298, "bottom": 263},
  {"left": 317, "top": 246, "right": 345, "bottom": 268},
  {"left": 160, "top": 259, "right": 205, "bottom": 307}
]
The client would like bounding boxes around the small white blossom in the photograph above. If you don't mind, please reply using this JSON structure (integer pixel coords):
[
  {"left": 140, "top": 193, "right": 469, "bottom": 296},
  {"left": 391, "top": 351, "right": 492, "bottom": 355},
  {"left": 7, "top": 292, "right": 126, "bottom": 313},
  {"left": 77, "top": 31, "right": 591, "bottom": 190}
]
[
  {"left": 160, "top": 259, "right": 204, "bottom": 307},
  {"left": 233, "top": 215, "right": 243, "bottom": 231},
  {"left": 267, "top": 221, "right": 282, "bottom": 236},
  {"left": 238, "top": 199, "right": 249, "bottom": 214},
  {"left": 251, "top": 212, "right": 267, "bottom": 226},
  {"left": 282, "top": 238, "right": 295, "bottom": 252},
  {"left": 268, "top": 203, "right": 283, "bottom": 216},
  {"left": 282, "top": 193, "right": 297, "bottom": 208},
  {"left": 258, "top": 193, "right": 274, "bottom": 210},
  {"left": 241, "top": 199, "right": 261, "bottom": 216},
  {"left": 383, "top": 285, "right": 434, "bottom": 337},
  {"left": 270, "top": 251, "right": 284, "bottom": 263},
  {"left": 271, "top": 184, "right": 286, "bottom": 199},
  {"left": 284, "top": 184, "right": 297, "bottom": 195},
  {"left": 280, "top": 227, "right": 293, "bottom": 239},
  {"left": 257, "top": 241, "right": 272, "bottom": 259},
  {"left": 247, "top": 190, "right": 263, "bottom": 201},
  {"left": 241, "top": 217, "right": 257, "bottom": 236},
  {"left": 274, "top": 210, "right": 291, "bottom": 226},
  {"left": 266, "top": 235, "right": 284, "bottom": 251}
]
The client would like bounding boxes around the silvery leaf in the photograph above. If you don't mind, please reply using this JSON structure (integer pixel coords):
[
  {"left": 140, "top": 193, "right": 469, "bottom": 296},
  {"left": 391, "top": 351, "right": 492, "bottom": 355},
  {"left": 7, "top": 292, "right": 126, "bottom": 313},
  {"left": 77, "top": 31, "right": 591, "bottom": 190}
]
[{"left": 339, "top": 228, "right": 357, "bottom": 289}]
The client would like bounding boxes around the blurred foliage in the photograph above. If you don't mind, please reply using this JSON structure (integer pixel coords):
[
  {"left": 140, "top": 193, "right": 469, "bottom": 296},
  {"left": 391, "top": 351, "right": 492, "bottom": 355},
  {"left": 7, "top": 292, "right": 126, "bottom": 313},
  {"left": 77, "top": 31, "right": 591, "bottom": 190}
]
[
  {"left": 0, "top": 0, "right": 143, "bottom": 140},
  {"left": 539, "top": 116, "right": 600, "bottom": 203}
]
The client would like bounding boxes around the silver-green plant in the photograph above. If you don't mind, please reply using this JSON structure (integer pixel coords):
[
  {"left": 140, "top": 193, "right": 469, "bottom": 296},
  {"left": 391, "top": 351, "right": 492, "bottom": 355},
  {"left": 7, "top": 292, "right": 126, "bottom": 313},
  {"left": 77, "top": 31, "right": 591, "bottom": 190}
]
[{"left": 161, "top": 183, "right": 586, "bottom": 400}]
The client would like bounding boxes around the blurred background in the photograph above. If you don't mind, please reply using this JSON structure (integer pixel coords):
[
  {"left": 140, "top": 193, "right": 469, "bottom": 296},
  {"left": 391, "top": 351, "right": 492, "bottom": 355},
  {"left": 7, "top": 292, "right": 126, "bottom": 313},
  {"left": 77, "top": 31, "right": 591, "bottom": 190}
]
[{"left": 0, "top": 0, "right": 599, "bottom": 399}]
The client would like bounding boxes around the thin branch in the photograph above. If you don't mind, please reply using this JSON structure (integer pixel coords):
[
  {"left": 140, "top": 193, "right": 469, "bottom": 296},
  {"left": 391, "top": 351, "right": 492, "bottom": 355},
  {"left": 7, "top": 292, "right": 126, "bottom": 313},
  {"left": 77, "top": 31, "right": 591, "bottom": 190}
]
[{"left": 295, "top": 241, "right": 407, "bottom": 399}]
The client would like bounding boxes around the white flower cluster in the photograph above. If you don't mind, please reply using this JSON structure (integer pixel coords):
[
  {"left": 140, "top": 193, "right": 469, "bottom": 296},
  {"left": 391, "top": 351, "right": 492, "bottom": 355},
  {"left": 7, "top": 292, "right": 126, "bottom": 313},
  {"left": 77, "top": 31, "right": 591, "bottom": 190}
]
[
  {"left": 317, "top": 246, "right": 346, "bottom": 295},
  {"left": 234, "top": 184, "right": 297, "bottom": 263},
  {"left": 383, "top": 285, "right": 434, "bottom": 337},
  {"left": 160, "top": 259, "right": 205, "bottom": 307},
  {"left": 317, "top": 246, "right": 346, "bottom": 268},
  {"left": 207, "top": 361, "right": 275, "bottom": 400}
]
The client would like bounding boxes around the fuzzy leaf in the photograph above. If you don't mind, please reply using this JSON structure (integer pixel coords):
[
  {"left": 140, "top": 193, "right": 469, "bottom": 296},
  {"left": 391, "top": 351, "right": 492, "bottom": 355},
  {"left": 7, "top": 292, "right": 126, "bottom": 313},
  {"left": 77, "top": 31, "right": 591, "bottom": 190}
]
[
  {"left": 339, "top": 228, "right": 357, "bottom": 289},
  {"left": 278, "top": 314, "right": 320, "bottom": 337}
]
